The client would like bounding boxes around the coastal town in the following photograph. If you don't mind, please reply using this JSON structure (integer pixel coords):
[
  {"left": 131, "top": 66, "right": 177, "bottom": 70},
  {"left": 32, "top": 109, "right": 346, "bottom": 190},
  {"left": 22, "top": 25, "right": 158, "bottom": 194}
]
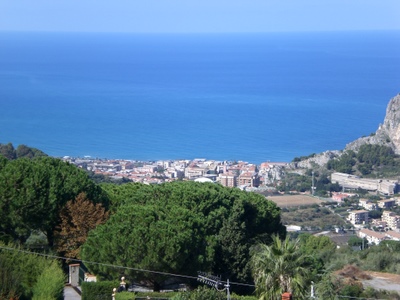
[
  {"left": 63, "top": 156, "right": 400, "bottom": 246},
  {"left": 63, "top": 156, "right": 287, "bottom": 190}
]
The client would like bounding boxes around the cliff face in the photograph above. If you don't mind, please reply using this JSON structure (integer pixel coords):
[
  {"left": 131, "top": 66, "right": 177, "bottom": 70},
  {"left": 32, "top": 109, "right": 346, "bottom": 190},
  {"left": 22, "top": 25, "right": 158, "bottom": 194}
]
[
  {"left": 346, "top": 93, "right": 400, "bottom": 154},
  {"left": 288, "top": 150, "right": 341, "bottom": 169}
]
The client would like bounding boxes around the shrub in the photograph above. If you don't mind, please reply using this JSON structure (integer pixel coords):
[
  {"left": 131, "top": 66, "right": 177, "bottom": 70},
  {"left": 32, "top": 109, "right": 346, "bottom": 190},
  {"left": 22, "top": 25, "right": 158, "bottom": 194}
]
[
  {"left": 81, "top": 281, "right": 118, "bottom": 300},
  {"left": 171, "top": 286, "right": 225, "bottom": 300},
  {"left": 32, "top": 260, "right": 65, "bottom": 300},
  {"left": 116, "top": 292, "right": 136, "bottom": 300}
]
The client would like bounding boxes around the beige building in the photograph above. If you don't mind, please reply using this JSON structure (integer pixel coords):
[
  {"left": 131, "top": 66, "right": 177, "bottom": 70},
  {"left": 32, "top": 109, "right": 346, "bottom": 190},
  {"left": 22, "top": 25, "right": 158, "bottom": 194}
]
[
  {"left": 348, "top": 210, "right": 369, "bottom": 225},
  {"left": 382, "top": 211, "right": 400, "bottom": 230},
  {"left": 386, "top": 230, "right": 400, "bottom": 241},
  {"left": 219, "top": 173, "right": 237, "bottom": 187},
  {"left": 378, "top": 199, "right": 396, "bottom": 209},
  {"left": 358, "top": 228, "right": 386, "bottom": 245},
  {"left": 184, "top": 165, "right": 208, "bottom": 179},
  {"left": 238, "top": 172, "right": 259, "bottom": 188}
]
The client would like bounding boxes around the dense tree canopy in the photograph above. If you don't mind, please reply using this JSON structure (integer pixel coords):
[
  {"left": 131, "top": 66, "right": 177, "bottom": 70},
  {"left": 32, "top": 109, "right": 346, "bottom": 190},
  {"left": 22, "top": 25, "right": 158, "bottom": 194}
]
[
  {"left": 0, "top": 156, "right": 109, "bottom": 245},
  {"left": 82, "top": 181, "right": 285, "bottom": 291},
  {"left": 326, "top": 144, "right": 400, "bottom": 176}
]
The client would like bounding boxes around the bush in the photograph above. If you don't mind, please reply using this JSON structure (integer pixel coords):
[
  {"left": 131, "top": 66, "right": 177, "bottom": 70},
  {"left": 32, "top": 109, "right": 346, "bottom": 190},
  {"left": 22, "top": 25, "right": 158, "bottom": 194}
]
[
  {"left": 81, "top": 281, "right": 118, "bottom": 300},
  {"left": 32, "top": 260, "right": 65, "bottom": 300},
  {"left": 171, "top": 286, "right": 225, "bottom": 300},
  {"left": 116, "top": 292, "right": 136, "bottom": 300},
  {"left": 0, "top": 242, "right": 61, "bottom": 300}
]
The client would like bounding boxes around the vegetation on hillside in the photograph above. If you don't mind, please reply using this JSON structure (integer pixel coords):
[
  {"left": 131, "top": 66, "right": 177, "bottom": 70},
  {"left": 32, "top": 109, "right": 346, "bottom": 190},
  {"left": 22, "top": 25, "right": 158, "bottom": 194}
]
[
  {"left": 3, "top": 141, "right": 400, "bottom": 299},
  {"left": 281, "top": 205, "right": 346, "bottom": 230},
  {"left": 327, "top": 144, "right": 400, "bottom": 177},
  {"left": 83, "top": 181, "right": 285, "bottom": 292}
]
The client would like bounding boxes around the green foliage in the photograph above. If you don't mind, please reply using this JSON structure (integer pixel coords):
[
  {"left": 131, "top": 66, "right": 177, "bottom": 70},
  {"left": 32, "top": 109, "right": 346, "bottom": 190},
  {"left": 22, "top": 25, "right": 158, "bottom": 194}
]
[
  {"left": 251, "top": 235, "right": 311, "bottom": 300},
  {"left": 81, "top": 281, "right": 118, "bottom": 300},
  {"left": 327, "top": 144, "right": 400, "bottom": 177},
  {"left": 281, "top": 206, "right": 345, "bottom": 230},
  {"left": 0, "top": 156, "right": 109, "bottom": 245},
  {"left": 315, "top": 273, "right": 339, "bottom": 300},
  {"left": 171, "top": 291, "right": 257, "bottom": 300},
  {"left": 347, "top": 236, "right": 367, "bottom": 248},
  {"left": 0, "top": 155, "right": 8, "bottom": 171},
  {"left": 277, "top": 173, "right": 311, "bottom": 193},
  {"left": 115, "top": 292, "right": 136, "bottom": 300},
  {"left": 368, "top": 209, "right": 382, "bottom": 219},
  {"left": 135, "top": 291, "right": 179, "bottom": 298},
  {"left": 278, "top": 170, "right": 340, "bottom": 195},
  {"left": 32, "top": 260, "right": 65, "bottom": 300},
  {"left": 327, "top": 150, "right": 356, "bottom": 174},
  {"left": 171, "top": 286, "right": 226, "bottom": 300},
  {"left": 339, "top": 284, "right": 363, "bottom": 298},
  {"left": 298, "top": 234, "right": 336, "bottom": 280},
  {"left": 353, "top": 240, "right": 400, "bottom": 273},
  {"left": 83, "top": 182, "right": 285, "bottom": 291},
  {"left": 0, "top": 242, "right": 63, "bottom": 300},
  {"left": 0, "top": 245, "right": 23, "bottom": 299}
]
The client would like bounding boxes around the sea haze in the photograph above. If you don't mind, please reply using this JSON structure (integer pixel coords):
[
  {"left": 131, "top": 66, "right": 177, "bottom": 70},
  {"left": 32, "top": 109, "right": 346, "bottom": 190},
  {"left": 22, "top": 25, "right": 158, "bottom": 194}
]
[{"left": 0, "top": 31, "right": 399, "bottom": 164}]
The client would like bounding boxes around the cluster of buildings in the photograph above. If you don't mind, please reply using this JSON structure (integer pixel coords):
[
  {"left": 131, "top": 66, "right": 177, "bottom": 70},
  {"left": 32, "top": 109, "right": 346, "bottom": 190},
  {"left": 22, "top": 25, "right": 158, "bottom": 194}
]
[
  {"left": 343, "top": 197, "right": 400, "bottom": 245},
  {"left": 63, "top": 157, "right": 286, "bottom": 189},
  {"left": 347, "top": 197, "right": 400, "bottom": 228},
  {"left": 329, "top": 190, "right": 400, "bottom": 245}
]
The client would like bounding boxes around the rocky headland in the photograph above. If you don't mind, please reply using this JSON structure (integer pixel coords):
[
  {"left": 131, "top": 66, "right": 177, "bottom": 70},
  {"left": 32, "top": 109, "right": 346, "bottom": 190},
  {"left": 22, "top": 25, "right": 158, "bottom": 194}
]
[
  {"left": 289, "top": 93, "right": 400, "bottom": 170},
  {"left": 346, "top": 93, "right": 400, "bottom": 154}
]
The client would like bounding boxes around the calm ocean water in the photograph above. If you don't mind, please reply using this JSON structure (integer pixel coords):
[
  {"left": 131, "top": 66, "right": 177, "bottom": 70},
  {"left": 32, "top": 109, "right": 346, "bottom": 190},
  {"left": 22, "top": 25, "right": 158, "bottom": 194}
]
[{"left": 0, "top": 31, "right": 399, "bottom": 164}]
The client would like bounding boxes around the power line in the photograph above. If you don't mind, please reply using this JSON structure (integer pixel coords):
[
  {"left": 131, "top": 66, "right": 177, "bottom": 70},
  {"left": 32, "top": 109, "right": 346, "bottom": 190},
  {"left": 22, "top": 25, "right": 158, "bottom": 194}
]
[{"left": 0, "top": 245, "right": 255, "bottom": 288}]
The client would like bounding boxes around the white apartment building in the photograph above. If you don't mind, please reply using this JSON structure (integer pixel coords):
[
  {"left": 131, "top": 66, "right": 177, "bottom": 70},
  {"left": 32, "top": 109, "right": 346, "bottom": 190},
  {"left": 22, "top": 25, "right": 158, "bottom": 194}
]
[{"left": 348, "top": 210, "right": 369, "bottom": 225}]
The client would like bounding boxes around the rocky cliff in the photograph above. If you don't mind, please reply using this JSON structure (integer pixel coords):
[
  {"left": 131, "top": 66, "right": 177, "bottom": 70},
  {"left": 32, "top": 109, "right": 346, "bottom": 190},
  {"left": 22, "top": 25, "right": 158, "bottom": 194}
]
[
  {"left": 346, "top": 93, "right": 400, "bottom": 154},
  {"left": 288, "top": 150, "right": 341, "bottom": 169},
  {"left": 288, "top": 93, "right": 400, "bottom": 169}
]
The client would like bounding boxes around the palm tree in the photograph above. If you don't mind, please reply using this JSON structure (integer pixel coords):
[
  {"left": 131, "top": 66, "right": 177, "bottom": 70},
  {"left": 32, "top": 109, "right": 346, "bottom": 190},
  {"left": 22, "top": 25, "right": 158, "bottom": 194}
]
[{"left": 251, "top": 235, "right": 310, "bottom": 300}]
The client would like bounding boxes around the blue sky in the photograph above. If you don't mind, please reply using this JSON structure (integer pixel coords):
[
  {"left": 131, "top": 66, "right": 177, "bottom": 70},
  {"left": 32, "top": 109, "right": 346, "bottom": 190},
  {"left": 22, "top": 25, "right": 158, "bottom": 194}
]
[{"left": 0, "top": 0, "right": 399, "bottom": 33}]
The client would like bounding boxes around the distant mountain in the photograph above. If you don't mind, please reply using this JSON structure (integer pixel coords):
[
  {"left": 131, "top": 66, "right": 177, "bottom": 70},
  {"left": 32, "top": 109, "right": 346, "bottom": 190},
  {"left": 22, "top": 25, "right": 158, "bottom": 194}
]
[{"left": 346, "top": 93, "right": 400, "bottom": 153}]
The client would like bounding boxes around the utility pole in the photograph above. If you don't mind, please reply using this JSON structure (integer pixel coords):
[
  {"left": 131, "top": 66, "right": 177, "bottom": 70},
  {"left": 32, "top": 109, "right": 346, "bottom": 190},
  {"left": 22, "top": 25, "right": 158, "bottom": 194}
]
[
  {"left": 312, "top": 171, "right": 315, "bottom": 196},
  {"left": 197, "top": 272, "right": 230, "bottom": 300}
]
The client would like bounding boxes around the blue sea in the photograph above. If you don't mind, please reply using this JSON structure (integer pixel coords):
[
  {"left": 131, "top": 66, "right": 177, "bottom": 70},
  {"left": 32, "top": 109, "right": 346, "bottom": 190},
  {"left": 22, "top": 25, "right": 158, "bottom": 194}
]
[{"left": 0, "top": 31, "right": 399, "bottom": 164}]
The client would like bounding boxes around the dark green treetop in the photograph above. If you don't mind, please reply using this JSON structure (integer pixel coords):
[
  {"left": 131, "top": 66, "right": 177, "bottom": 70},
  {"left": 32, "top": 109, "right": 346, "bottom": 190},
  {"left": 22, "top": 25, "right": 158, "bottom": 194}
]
[
  {"left": 83, "top": 181, "right": 285, "bottom": 291},
  {"left": 0, "top": 156, "right": 109, "bottom": 246}
]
